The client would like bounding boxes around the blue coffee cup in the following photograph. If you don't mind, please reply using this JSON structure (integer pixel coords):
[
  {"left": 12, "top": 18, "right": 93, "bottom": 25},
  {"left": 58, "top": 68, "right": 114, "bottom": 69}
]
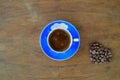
[{"left": 40, "top": 20, "right": 80, "bottom": 61}]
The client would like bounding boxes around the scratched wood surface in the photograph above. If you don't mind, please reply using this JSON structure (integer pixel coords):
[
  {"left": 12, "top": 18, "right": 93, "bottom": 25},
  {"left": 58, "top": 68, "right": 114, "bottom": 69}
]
[{"left": 0, "top": 0, "right": 120, "bottom": 80}]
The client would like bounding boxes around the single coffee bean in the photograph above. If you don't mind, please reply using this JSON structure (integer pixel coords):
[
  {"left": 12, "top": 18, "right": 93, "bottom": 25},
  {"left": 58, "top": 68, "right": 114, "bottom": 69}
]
[
  {"left": 92, "top": 50, "right": 96, "bottom": 54},
  {"left": 109, "top": 54, "right": 112, "bottom": 57},
  {"left": 96, "top": 52, "right": 99, "bottom": 54},
  {"left": 95, "top": 62, "right": 99, "bottom": 64}
]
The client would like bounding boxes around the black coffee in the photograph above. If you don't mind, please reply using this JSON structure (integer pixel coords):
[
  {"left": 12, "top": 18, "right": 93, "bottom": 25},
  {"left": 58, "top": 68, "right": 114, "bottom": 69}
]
[{"left": 49, "top": 29, "right": 70, "bottom": 52}]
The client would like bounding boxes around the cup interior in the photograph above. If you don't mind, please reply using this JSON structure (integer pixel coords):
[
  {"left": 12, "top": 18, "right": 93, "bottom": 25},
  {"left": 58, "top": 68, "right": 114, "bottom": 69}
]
[{"left": 48, "top": 29, "right": 71, "bottom": 52}]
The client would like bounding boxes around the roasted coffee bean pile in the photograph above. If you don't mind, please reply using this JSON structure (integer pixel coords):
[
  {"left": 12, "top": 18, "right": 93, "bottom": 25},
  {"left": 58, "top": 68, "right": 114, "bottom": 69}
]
[{"left": 89, "top": 41, "right": 112, "bottom": 64}]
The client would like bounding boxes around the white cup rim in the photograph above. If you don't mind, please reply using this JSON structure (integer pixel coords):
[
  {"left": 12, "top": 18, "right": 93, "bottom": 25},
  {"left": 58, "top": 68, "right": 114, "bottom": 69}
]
[{"left": 47, "top": 28, "right": 72, "bottom": 53}]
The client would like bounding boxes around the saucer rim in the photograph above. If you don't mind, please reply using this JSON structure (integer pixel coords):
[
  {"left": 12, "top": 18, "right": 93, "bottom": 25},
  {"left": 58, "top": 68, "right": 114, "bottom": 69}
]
[{"left": 39, "top": 20, "right": 80, "bottom": 61}]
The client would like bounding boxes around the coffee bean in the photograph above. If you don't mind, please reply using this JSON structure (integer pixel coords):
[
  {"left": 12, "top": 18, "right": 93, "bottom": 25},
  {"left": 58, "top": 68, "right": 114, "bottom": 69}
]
[
  {"left": 90, "top": 58, "right": 93, "bottom": 61},
  {"left": 95, "top": 62, "right": 99, "bottom": 64},
  {"left": 101, "top": 55, "right": 104, "bottom": 57},
  {"left": 95, "top": 46, "right": 97, "bottom": 48},
  {"left": 92, "top": 50, "right": 96, "bottom": 54},
  {"left": 98, "top": 57, "right": 102, "bottom": 60},
  {"left": 101, "top": 59, "right": 104, "bottom": 62},
  {"left": 92, "top": 59, "right": 96, "bottom": 62},
  {"left": 105, "top": 53, "right": 107, "bottom": 56},
  {"left": 104, "top": 48, "right": 108, "bottom": 51},
  {"left": 93, "top": 43, "right": 96, "bottom": 46},
  {"left": 90, "top": 54, "right": 93, "bottom": 57},
  {"left": 97, "top": 59, "right": 100, "bottom": 62},
  {"left": 90, "top": 47, "right": 95, "bottom": 50},
  {"left": 99, "top": 51, "right": 103, "bottom": 54},
  {"left": 92, "top": 55, "right": 96, "bottom": 58},
  {"left": 108, "top": 52, "right": 112, "bottom": 54},
  {"left": 90, "top": 50, "right": 92, "bottom": 53},
  {"left": 109, "top": 54, "right": 112, "bottom": 57},
  {"left": 103, "top": 58, "right": 107, "bottom": 62},
  {"left": 98, "top": 49, "right": 101, "bottom": 52},
  {"left": 102, "top": 52, "right": 105, "bottom": 55},
  {"left": 97, "top": 46, "right": 100, "bottom": 49},
  {"left": 106, "top": 55, "right": 110, "bottom": 58},
  {"left": 100, "top": 47, "right": 104, "bottom": 50},
  {"left": 97, "top": 52, "right": 100, "bottom": 55},
  {"left": 96, "top": 43, "right": 99, "bottom": 46},
  {"left": 99, "top": 44, "right": 102, "bottom": 47}
]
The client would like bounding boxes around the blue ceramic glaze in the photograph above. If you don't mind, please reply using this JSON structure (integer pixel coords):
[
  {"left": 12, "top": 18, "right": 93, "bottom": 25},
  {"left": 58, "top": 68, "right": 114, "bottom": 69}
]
[{"left": 40, "top": 20, "right": 80, "bottom": 61}]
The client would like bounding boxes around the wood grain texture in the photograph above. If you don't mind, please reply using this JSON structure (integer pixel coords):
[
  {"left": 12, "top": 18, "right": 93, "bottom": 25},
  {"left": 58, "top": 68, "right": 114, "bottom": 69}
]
[{"left": 0, "top": 0, "right": 120, "bottom": 80}]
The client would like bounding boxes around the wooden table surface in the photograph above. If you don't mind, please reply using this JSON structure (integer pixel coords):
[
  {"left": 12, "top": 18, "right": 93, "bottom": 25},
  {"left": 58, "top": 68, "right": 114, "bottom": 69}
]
[{"left": 0, "top": 0, "right": 120, "bottom": 80}]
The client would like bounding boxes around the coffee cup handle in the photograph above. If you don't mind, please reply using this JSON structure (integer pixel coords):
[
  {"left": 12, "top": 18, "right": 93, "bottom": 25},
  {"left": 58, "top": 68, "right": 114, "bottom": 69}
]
[{"left": 73, "top": 38, "right": 79, "bottom": 42}]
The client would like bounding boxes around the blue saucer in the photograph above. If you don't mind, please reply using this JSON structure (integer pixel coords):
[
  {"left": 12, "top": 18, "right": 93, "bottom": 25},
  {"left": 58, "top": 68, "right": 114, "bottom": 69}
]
[{"left": 40, "top": 20, "right": 80, "bottom": 61}]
